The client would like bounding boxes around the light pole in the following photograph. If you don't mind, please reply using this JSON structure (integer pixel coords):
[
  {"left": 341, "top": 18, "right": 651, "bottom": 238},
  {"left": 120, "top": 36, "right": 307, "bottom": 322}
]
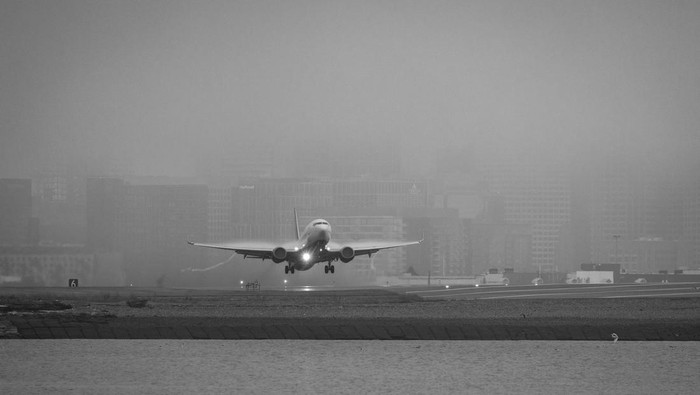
[{"left": 613, "top": 235, "right": 621, "bottom": 266}]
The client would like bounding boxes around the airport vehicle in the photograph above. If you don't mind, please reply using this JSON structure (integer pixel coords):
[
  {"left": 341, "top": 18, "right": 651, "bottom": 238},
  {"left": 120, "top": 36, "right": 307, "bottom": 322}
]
[{"left": 188, "top": 210, "right": 421, "bottom": 274}]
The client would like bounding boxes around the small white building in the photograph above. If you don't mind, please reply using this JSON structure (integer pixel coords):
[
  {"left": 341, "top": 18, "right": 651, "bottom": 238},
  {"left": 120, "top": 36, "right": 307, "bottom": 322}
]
[
  {"left": 566, "top": 271, "right": 614, "bottom": 284},
  {"left": 377, "top": 274, "right": 485, "bottom": 287}
]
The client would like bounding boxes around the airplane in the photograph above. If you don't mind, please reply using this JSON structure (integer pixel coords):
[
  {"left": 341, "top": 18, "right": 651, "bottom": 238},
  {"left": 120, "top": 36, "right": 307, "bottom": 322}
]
[{"left": 188, "top": 210, "right": 422, "bottom": 274}]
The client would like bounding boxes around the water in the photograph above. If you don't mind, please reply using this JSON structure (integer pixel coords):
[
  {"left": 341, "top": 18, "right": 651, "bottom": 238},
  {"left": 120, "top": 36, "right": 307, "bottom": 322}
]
[{"left": 1, "top": 340, "right": 698, "bottom": 394}]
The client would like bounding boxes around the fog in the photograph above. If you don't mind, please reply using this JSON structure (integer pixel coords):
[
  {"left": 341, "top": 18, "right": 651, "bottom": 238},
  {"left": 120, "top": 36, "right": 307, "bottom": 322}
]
[{"left": 2, "top": 0, "right": 699, "bottom": 180}]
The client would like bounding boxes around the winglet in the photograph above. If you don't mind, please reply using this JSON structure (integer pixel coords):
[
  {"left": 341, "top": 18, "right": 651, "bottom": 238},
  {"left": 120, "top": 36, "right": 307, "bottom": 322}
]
[{"left": 293, "top": 208, "right": 300, "bottom": 240}]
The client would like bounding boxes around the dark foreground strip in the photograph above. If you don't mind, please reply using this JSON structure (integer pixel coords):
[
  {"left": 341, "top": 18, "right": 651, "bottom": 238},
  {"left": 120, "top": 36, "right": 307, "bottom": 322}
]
[{"left": 3, "top": 316, "right": 699, "bottom": 340}]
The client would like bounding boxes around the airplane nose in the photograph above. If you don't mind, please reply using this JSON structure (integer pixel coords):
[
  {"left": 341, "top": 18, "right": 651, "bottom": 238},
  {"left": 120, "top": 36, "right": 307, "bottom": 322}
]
[{"left": 319, "top": 229, "right": 330, "bottom": 242}]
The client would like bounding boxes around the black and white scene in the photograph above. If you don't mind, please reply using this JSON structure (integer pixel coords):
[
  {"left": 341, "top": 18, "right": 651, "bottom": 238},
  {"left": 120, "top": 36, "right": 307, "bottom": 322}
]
[{"left": 1, "top": 1, "right": 699, "bottom": 393}]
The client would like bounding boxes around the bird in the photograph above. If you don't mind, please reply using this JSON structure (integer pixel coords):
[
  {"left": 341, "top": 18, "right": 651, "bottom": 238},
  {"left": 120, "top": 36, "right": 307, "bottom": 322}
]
[{"left": 611, "top": 333, "right": 619, "bottom": 343}]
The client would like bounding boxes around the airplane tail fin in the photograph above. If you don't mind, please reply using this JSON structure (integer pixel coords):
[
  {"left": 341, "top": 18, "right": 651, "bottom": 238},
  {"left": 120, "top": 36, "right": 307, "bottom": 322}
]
[{"left": 294, "top": 208, "right": 300, "bottom": 240}]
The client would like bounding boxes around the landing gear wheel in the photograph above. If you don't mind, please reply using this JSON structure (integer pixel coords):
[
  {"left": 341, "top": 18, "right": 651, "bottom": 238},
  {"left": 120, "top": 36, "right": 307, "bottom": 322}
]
[
  {"left": 285, "top": 266, "right": 289, "bottom": 274},
  {"left": 290, "top": 267, "right": 295, "bottom": 274},
  {"left": 330, "top": 265, "right": 335, "bottom": 274},
  {"left": 324, "top": 266, "right": 329, "bottom": 274}
]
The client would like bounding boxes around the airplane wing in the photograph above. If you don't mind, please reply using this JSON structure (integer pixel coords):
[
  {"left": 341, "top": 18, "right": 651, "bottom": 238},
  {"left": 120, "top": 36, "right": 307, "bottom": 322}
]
[
  {"left": 187, "top": 240, "right": 295, "bottom": 260},
  {"left": 326, "top": 239, "right": 422, "bottom": 258}
]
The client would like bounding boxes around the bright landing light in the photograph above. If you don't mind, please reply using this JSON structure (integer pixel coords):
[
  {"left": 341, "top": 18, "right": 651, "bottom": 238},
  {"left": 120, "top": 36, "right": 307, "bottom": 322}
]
[{"left": 302, "top": 252, "right": 311, "bottom": 262}]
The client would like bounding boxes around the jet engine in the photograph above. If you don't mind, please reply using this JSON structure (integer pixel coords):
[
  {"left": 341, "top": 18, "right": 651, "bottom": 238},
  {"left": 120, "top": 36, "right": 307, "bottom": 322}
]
[
  {"left": 339, "top": 246, "right": 355, "bottom": 263},
  {"left": 272, "top": 247, "right": 287, "bottom": 263}
]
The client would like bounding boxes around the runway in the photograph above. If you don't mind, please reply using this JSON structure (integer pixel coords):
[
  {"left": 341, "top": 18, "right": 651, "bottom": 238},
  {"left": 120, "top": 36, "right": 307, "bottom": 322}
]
[
  {"left": 403, "top": 282, "right": 700, "bottom": 300},
  {"left": 3, "top": 281, "right": 699, "bottom": 300}
]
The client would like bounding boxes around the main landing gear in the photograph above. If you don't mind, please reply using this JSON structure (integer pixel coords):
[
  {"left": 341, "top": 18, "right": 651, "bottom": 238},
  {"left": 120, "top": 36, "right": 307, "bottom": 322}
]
[
  {"left": 324, "top": 263, "right": 335, "bottom": 274},
  {"left": 285, "top": 265, "right": 295, "bottom": 274}
]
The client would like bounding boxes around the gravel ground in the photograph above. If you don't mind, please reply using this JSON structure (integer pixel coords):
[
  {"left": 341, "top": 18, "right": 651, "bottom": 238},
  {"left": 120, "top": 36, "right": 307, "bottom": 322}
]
[
  {"left": 3, "top": 288, "right": 699, "bottom": 322},
  {"left": 8, "top": 288, "right": 696, "bottom": 322},
  {"left": 2, "top": 288, "right": 699, "bottom": 339}
]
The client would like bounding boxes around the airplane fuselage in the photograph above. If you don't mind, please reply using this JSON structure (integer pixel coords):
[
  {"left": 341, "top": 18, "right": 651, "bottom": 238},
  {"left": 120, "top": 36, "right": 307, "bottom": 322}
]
[{"left": 290, "top": 219, "right": 331, "bottom": 271}]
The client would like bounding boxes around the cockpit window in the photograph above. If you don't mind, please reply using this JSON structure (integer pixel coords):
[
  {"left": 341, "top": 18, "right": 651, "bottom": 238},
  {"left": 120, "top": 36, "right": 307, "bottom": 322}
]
[{"left": 313, "top": 221, "right": 329, "bottom": 226}]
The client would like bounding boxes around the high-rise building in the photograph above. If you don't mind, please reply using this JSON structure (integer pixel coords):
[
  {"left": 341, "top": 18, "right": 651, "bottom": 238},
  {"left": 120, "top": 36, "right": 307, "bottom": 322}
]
[
  {"left": 86, "top": 178, "right": 126, "bottom": 252},
  {"left": 208, "top": 186, "right": 235, "bottom": 243},
  {"left": 232, "top": 178, "right": 334, "bottom": 240},
  {"left": 119, "top": 184, "right": 208, "bottom": 285},
  {"left": 33, "top": 152, "right": 104, "bottom": 245},
  {"left": 404, "top": 209, "right": 468, "bottom": 276},
  {"left": 430, "top": 144, "right": 485, "bottom": 218},
  {"left": 230, "top": 178, "right": 428, "bottom": 239},
  {"left": 681, "top": 181, "right": 700, "bottom": 268},
  {"left": 86, "top": 179, "right": 209, "bottom": 285},
  {"left": 564, "top": 149, "right": 700, "bottom": 273},
  {"left": 466, "top": 220, "right": 533, "bottom": 275},
  {"left": 588, "top": 155, "right": 650, "bottom": 267},
  {"left": 485, "top": 160, "right": 572, "bottom": 272},
  {"left": 0, "top": 179, "right": 32, "bottom": 246}
]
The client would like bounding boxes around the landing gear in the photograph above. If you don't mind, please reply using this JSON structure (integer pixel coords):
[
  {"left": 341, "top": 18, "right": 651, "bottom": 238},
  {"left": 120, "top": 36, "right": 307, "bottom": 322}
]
[
  {"left": 285, "top": 265, "right": 295, "bottom": 274},
  {"left": 324, "top": 263, "right": 335, "bottom": 274}
]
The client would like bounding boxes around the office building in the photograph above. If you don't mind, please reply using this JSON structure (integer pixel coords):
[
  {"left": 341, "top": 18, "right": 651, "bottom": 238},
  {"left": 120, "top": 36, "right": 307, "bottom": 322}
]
[
  {"left": 0, "top": 179, "right": 32, "bottom": 246},
  {"left": 86, "top": 178, "right": 126, "bottom": 252},
  {"left": 484, "top": 160, "right": 572, "bottom": 273}
]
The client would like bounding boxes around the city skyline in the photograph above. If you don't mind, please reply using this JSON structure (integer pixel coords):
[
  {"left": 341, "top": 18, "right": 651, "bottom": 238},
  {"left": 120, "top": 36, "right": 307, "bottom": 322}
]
[{"left": 2, "top": 154, "right": 699, "bottom": 281}]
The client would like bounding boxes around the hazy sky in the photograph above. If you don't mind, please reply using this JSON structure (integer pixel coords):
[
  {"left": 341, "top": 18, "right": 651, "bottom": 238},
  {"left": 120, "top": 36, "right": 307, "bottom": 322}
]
[{"left": 2, "top": 0, "right": 699, "bottom": 177}]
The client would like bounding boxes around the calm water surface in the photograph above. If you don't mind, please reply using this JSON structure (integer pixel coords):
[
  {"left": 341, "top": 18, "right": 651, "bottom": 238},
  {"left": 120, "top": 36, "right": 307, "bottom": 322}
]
[{"left": 1, "top": 340, "right": 698, "bottom": 394}]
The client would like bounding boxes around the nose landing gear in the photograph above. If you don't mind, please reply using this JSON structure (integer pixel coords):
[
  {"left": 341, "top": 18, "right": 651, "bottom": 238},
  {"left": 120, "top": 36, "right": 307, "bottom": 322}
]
[
  {"left": 285, "top": 265, "right": 295, "bottom": 274},
  {"left": 324, "top": 263, "right": 335, "bottom": 274}
]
